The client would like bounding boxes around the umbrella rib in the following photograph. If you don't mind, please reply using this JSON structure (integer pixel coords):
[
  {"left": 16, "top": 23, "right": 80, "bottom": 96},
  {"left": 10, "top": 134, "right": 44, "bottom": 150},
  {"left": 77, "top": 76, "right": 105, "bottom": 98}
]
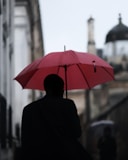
[
  {"left": 21, "top": 69, "right": 39, "bottom": 89},
  {"left": 101, "top": 66, "right": 114, "bottom": 80},
  {"left": 77, "top": 64, "right": 91, "bottom": 89}
]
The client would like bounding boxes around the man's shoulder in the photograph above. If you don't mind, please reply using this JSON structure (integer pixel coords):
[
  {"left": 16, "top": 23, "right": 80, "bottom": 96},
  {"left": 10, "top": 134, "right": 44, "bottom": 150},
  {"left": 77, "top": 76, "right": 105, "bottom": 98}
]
[
  {"left": 61, "top": 98, "right": 77, "bottom": 111},
  {"left": 62, "top": 97, "right": 74, "bottom": 102},
  {"left": 23, "top": 98, "right": 43, "bottom": 111},
  {"left": 63, "top": 98, "right": 75, "bottom": 104}
]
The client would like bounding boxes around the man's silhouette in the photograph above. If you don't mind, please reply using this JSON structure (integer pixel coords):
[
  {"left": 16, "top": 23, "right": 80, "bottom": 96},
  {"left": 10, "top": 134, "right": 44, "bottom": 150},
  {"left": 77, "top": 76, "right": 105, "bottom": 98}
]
[
  {"left": 98, "top": 126, "right": 117, "bottom": 160},
  {"left": 21, "top": 74, "right": 85, "bottom": 160}
]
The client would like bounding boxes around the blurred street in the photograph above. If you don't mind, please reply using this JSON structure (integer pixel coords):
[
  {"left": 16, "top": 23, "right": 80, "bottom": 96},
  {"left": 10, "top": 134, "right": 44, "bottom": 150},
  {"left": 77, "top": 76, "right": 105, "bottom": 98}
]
[{"left": 0, "top": 148, "right": 13, "bottom": 160}]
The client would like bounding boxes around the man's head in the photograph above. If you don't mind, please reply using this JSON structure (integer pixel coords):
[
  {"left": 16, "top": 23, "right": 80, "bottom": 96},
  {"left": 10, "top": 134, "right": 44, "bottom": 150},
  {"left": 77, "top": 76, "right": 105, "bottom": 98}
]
[{"left": 44, "top": 74, "right": 64, "bottom": 97}]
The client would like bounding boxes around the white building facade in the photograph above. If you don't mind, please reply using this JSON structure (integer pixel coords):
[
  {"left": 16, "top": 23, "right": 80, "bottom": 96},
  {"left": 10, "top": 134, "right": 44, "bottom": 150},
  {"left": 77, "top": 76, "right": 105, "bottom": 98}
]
[
  {"left": 0, "top": 0, "right": 15, "bottom": 148},
  {"left": 0, "top": 0, "right": 44, "bottom": 148}
]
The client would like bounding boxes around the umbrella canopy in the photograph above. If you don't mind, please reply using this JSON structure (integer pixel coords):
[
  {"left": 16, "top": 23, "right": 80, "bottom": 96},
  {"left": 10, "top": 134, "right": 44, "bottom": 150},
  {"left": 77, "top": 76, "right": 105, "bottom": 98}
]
[
  {"left": 89, "top": 120, "right": 116, "bottom": 137},
  {"left": 14, "top": 50, "right": 114, "bottom": 96},
  {"left": 90, "top": 120, "right": 114, "bottom": 127}
]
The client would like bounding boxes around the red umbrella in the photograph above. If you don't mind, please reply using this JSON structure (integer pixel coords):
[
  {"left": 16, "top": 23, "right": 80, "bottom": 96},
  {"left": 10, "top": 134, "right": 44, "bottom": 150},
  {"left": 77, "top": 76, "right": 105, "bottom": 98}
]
[{"left": 14, "top": 50, "right": 114, "bottom": 97}]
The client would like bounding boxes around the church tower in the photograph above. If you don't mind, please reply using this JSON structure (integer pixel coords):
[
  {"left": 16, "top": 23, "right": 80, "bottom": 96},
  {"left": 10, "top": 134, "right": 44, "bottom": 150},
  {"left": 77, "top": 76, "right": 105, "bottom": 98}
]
[
  {"left": 87, "top": 16, "right": 96, "bottom": 54},
  {"left": 104, "top": 14, "right": 128, "bottom": 71}
]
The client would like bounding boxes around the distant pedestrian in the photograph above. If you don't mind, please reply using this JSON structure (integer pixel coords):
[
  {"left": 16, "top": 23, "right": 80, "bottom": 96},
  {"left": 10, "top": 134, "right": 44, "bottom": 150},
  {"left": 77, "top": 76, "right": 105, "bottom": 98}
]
[{"left": 97, "top": 126, "right": 117, "bottom": 160}]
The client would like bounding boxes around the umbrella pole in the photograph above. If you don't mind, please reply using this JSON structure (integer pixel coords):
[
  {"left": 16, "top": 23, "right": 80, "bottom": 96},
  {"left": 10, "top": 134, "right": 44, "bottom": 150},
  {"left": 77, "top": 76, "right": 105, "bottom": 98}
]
[
  {"left": 64, "top": 65, "right": 68, "bottom": 98},
  {"left": 85, "top": 89, "right": 91, "bottom": 124},
  {"left": 64, "top": 46, "right": 68, "bottom": 98}
]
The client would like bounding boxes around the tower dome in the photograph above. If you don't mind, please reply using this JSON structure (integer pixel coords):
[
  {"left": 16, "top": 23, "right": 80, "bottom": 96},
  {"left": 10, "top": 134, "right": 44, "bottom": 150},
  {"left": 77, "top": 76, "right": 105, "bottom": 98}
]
[{"left": 105, "top": 14, "right": 128, "bottom": 43}]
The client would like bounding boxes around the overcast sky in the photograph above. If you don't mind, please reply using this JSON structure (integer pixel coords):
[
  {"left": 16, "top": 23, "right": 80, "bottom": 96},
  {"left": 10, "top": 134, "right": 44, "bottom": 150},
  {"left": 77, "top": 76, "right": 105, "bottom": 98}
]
[{"left": 39, "top": 0, "right": 128, "bottom": 54}]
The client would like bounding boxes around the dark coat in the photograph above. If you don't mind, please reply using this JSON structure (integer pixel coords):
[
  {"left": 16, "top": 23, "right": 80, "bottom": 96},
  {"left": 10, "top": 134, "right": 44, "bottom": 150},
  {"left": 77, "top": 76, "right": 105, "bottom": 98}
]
[
  {"left": 21, "top": 95, "right": 82, "bottom": 160},
  {"left": 98, "top": 135, "right": 117, "bottom": 160}
]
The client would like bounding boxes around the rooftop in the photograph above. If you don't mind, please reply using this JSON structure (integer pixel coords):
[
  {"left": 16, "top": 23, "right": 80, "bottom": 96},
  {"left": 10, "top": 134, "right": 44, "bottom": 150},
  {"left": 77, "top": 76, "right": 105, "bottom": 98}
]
[{"left": 105, "top": 14, "right": 128, "bottom": 43}]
